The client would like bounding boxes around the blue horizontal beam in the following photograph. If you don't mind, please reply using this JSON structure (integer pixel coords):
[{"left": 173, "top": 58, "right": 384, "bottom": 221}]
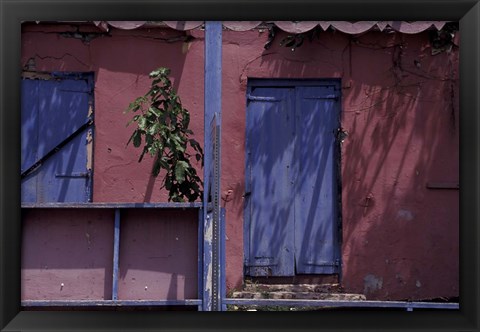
[
  {"left": 222, "top": 299, "right": 459, "bottom": 310},
  {"left": 21, "top": 202, "right": 203, "bottom": 209},
  {"left": 22, "top": 300, "right": 202, "bottom": 307}
]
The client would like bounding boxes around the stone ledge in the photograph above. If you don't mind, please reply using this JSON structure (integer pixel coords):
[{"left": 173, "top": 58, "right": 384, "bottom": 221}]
[{"left": 231, "top": 291, "right": 366, "bottom": 301}]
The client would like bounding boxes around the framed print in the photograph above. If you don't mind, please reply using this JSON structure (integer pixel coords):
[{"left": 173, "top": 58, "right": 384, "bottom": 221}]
[{"left": 1, "top": 0, "right": 478, "bottom": 331}]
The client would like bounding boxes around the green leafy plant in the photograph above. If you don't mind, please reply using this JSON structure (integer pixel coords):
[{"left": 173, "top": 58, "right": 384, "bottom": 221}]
[{"left": 125, "top": 67, "right": 203, "bottom": 202}]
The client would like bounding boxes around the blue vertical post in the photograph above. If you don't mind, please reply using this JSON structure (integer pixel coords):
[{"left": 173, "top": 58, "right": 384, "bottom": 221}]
[
  {"left": 197, "top": 208, "right": 204, "bottom": 311},
  {"left": 220, "top": 208, "right": 226, "bottom": 311},
  {"left": 112, "top": 208, "right": 120, "bottom": 301},
  {"left": 203, "top": 21, "right": 222, "bottom": 311}
]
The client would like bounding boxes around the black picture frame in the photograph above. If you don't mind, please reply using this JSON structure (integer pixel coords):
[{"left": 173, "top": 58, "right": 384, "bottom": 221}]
[{"left": 1, "top": 0, "right": 478, "bottom": 331}]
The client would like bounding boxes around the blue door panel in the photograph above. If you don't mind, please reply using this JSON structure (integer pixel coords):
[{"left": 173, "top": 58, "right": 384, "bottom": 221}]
[
  {"left": 21, "top": 79, "right": 39, "bottom": 173},
  {"left": 37, "top": 79, "right": 90, "bottom": 157},
  {"left": 36, "top": 133, "right": 89, "bottom": 203},
  {"left": 21, "top": 172, "right": 38, "bottom": 203},
  {"left": 21, "top": 75, "right": 93, "bottom": 203},
  {"left": 246, "top": 80, "right": 340, "bottom": 276},
  {"left": 294, "top": 86, "right": 339, "bottom": 274},
  {"left": 246, "top": 87, "right": 296, "bottom": 276}
]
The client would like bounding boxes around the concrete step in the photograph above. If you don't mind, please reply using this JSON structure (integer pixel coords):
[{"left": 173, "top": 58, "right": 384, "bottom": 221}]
[
  {"left": 242, "top": 283, "right": 342, "bottom": 293},
  {"left": 231, "top": 291, "right": 366, "bottom": 301}
]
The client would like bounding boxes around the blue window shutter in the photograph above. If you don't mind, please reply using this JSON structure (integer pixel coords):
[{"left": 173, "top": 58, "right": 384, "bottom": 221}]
[
  {"left": 245, "top": 80, "right": 341, "bottom": 277},
  {"left": 21, "top": 79, "right": 40, "bottom": 202},
  {"left": 21, "top": 74, "right": 93, "bottom": 203},
  {"left": 245, "top": 86, "right": 296, "bottom": 277},
  {"left": 294, "top": 85, "right": 340, "bottom": 274}
]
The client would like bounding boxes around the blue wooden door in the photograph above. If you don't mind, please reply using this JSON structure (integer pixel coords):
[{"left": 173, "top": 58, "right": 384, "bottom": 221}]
[
  {"left": 21, "top": 73, "right": 94, "bottom": 203},
  {"left": 245, "top": 80, "right": 340, "bottom": 277},
  {"left": 245, "top": 86, "right": 296, "bottom": 276}
]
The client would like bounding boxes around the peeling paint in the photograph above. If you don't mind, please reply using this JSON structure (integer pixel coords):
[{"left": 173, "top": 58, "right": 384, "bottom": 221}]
[
  {"left": 86, "top": 128, "right": 93, "bottom": 170},
  {"left": 182, "top": 42, "right": 191, "bottom": 54},
  {"left": 363, "top": 274, "right": 383, "bottom": 294},
  {"left": 204, "top": 216, "right": 213, "bottom": 310}
]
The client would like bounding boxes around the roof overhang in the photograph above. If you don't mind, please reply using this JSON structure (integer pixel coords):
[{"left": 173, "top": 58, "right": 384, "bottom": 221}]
[{"left": 28, "top": 21, "right": 452, "bottom": 35}]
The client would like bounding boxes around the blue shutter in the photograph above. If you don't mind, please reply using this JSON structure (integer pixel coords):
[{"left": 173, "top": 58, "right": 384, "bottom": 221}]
[
  {"left": 294, "top": 85, "right": 340, "bottom": 274},
  {"left": 21, "top": 74, "right": 93, "bottom": 203},
  {"left": 245, "top": 86, "right": 296, "bottom": 276},
  {"left": 245, "top": 80, "right": 340, "bottom": 277},
  {"left": 21, "top": 80, "right": 40, "bottom": 202}
]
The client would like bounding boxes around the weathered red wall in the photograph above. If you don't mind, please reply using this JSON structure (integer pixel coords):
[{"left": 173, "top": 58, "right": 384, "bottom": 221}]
[
  {"left": 22, "top": 209, "right": 114, "bottom": 300},
  {"left": 117, "top": 209, "right": 198, "bottom": 300},
  {"left": 21, "top": 23, "right": 459, "bottom": 301},
  {"left": 21, "top": 208, "right": 198, "bottom": 301}
]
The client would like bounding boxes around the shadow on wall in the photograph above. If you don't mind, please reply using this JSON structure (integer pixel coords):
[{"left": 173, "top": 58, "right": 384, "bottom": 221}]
[
  {"left": 240, "top": 29, "right": 459, "bottom": 300},
  {"left": 338, "top": 32, "right": 459, "bottom": 300}
]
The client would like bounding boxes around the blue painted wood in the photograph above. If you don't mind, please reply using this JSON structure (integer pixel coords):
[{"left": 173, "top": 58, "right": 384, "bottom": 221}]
[
  {"left": 220, "top": 208, "right": 226, "bottom": 311},
  {"left": 245, "top": 80, "right": 340, "bottom": 276},
  {"left": 38, "top": 133, "right": 89, "bottom": 202},
  {"left": 294, "top": 84, "right": 340, "bottom": 274},
  {"left": 112, "top": 209, "right": 120, "bottom": 301},
  {"left": 21, "top": 74, "right": 93, "bottom": 203},
  {"left": 245, "top": 85, "right": 296, "bottom": 277},
  {"left": 203, "top": 21, "right": 222, "bottom": 207},
  {"left": 203, "top": 21, "right": 222, "bottom": 311},
  {"left": 197, "top": 208, "right": 204, "bottom": 302},
  {"left": 21, "top": 202, "right": 202, "bottom": 209},
  {"left": 21, "top": 79, "right": 39, "bottom": 202},
  {"left": 22, "top": 299, "right": 203, "bottom": 307},
  {"left": 211, "top": 113, "right": 222, "bottom": 310},
  {"left": 202, "top": 212, "right": 213, "bottom": 311},
  {"left": 36, "top": 79, "right": 90, "bottom": 158}
]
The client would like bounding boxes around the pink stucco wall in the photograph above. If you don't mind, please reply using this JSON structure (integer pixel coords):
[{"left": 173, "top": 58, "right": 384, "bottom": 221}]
[
  {"left": 21, "top": 23, "right": 459, "bottom": 301},
  {"left": 22, "top": 209, "right": 114, "bottom": 300}
]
